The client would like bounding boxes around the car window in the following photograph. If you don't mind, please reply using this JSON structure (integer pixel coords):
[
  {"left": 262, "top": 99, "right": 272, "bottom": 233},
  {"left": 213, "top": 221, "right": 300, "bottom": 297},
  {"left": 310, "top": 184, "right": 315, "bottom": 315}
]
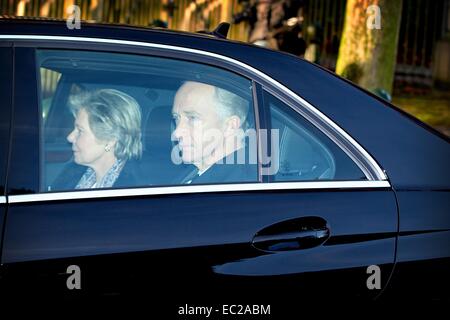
[
  {"left": 264, "top": 90, "right": 367, "bottom": 181},
  {"left": 37, "top": 49, "right": 257, "bottom": 192}
]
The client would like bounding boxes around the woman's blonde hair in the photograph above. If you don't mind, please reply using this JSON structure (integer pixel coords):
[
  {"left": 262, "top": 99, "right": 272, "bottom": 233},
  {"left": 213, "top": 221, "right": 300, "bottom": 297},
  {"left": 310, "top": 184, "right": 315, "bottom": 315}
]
[{"left": 69, "top": 88, "right": 142, "bottom": 160}]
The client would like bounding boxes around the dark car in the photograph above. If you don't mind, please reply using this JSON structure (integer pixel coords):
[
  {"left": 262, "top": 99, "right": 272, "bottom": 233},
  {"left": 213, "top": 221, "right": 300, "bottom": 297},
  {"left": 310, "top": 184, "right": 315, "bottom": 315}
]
[{"left": 0, "top": 17, "right": 449, "bottom": 308}]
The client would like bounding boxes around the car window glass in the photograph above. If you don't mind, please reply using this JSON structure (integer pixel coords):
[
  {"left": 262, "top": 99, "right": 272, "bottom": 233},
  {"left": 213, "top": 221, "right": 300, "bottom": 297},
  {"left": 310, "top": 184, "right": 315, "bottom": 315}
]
[
  {"left": 40, "top": 67, "right": 61, "bottom": 125},
  {"left": 264, "top": 90, "right": 367, "bottom": 181},
  {"left": 37, "top": 49, "right": 257, "bottom": 192}
]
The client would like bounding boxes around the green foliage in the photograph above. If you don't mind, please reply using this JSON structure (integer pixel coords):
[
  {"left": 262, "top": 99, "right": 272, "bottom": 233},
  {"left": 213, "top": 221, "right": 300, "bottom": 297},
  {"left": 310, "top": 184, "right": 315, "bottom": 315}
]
[
  {"left": 393, "top": 95, "right": 450, "bottom": 136},
  {"left": 340, "top": 62, "right": 363, "bottom": 84}
]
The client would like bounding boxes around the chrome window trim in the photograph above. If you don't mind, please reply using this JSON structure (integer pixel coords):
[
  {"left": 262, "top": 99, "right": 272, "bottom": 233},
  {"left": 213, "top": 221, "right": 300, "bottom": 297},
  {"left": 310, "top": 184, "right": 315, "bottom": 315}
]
[
  {"left": 1, "top": 34, "right": 387, "bottom": 181},
  {"left": 0, "top": 196, "right": 6, "bottom": 204},
  {"left": 9, "top": 181, "right": 390, "bottom": 204}
]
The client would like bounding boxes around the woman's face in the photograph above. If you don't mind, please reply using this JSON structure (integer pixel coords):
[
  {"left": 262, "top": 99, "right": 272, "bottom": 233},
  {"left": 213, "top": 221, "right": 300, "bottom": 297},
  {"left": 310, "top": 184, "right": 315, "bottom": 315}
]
[{"left": 67, "top": 108, "right": 113, "bottom": 168}]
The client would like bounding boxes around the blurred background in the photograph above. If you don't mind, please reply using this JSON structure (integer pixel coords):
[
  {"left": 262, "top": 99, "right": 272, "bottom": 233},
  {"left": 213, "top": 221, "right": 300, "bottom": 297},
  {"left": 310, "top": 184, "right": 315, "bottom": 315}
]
[{"left": 1, "top": 0, "right": 449, "bottom": 136}]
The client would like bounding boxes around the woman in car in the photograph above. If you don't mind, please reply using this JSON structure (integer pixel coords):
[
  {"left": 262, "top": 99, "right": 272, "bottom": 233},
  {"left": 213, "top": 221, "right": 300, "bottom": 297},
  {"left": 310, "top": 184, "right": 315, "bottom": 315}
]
[{"left": 53, "top": 88, "right": 143, "bottom": 189}]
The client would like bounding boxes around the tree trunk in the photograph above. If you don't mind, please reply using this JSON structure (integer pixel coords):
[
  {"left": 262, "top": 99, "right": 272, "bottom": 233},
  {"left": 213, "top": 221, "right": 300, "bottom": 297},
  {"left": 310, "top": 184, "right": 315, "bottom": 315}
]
[{"left": 335, "top": 0, "right": 403, "bottom": 95}]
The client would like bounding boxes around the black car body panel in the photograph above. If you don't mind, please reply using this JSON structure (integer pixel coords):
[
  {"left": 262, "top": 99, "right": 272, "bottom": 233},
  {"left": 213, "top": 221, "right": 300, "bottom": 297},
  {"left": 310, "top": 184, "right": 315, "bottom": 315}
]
[{"left": 2, "top": 190, "right": 397, "bottom": 298}]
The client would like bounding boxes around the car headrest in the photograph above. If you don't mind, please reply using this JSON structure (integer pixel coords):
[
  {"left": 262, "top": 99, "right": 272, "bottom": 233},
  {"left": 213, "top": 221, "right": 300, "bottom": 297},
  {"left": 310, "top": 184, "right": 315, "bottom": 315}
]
[{"left": 143, "top": 105, "right": 174, "bottom": 157}]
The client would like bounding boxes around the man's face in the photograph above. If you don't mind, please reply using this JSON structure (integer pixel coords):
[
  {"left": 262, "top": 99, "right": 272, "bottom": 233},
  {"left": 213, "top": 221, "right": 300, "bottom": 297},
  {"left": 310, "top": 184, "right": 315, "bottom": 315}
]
[{"left": 172, "top": 82, "right": 226, "bottom": 166}]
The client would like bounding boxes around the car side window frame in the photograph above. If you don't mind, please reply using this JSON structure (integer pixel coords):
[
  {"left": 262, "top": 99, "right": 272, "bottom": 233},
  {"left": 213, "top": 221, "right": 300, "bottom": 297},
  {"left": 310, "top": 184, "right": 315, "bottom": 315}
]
[
  {"left": 6, "top": 37, "right": 387, "bottom": 201},
  {"left": 7, "top": 45, "right": 40, "bottom": 195},
  {"left": 28, "top": 38, "right": 385, "bottom": 183},
  {"left": 0, "top": 43, "right": 13, "bottom": 197}
]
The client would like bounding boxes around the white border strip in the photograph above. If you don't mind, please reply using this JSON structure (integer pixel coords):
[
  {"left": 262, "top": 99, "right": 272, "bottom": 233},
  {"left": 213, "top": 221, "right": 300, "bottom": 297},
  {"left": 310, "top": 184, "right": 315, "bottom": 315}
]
[
  {"left": 9, "top": 181, "right": 390, "bottom": 204},
  {"left": 0, "top": 196, "right": 6, "bottom": 204},
  {"left": 0, "top": 34, "right": 387, "bottom": 180}
]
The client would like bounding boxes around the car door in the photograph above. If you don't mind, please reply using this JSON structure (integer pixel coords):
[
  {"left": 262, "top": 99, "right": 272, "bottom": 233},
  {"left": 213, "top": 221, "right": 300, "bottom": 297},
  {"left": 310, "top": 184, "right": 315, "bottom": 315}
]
[{"left": 1, "top": 38, "right": 397, "bottom": 307}]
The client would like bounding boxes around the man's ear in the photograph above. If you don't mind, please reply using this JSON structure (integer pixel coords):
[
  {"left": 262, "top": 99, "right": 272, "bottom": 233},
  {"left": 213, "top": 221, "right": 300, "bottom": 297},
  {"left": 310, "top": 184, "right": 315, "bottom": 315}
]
[{"left": 224, "top": 115, "right": 241, "bottom": 136}]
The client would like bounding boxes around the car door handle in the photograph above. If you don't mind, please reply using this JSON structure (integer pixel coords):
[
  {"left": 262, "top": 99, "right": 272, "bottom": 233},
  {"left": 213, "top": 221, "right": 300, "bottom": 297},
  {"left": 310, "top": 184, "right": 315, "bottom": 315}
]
[{"left": 252, "top": 217, "right": 330, "bottom": 252}]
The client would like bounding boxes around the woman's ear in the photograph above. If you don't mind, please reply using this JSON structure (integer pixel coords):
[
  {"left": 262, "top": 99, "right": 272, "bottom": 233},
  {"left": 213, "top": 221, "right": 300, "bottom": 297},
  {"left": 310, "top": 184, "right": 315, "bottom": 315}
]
[
  {"left": 109, "top": 138, "right": 118, "bottom": 147},
  {"left": 105, "top": 138, "right": 117, "bottom": 152}
]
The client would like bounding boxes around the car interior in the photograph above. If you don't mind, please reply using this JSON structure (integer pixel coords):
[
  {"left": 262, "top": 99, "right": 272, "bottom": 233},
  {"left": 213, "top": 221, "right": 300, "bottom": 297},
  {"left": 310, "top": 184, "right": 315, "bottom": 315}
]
[{"left": 271, "top": 106, "right": 336, "bottom": 181}]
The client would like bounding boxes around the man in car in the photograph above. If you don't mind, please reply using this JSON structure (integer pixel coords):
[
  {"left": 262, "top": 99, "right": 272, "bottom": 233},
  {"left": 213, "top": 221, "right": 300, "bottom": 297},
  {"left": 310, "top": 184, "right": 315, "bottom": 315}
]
[{"left": 171, "top": 81, "right": 257, "bottom": 184}]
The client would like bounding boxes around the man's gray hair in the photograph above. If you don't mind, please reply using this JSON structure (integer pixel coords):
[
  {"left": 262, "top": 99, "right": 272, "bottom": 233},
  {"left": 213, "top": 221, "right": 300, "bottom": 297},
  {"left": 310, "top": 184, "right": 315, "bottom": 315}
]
[
  {"left": 69, "top": 88, "right": 142, "bottom": 160},
  {"left": 213, "top": 86, "right": 250, "bottom": 130}
]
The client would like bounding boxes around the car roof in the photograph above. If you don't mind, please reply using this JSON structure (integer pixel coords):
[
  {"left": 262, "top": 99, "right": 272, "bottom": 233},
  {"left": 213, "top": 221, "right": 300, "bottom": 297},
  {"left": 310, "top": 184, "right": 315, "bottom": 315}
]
[
  {"left": 0, "top": 16, "right": 196, "bottom": 34},
  {"left": 0, "top": 16, "right": 251, "bottom": 45}
]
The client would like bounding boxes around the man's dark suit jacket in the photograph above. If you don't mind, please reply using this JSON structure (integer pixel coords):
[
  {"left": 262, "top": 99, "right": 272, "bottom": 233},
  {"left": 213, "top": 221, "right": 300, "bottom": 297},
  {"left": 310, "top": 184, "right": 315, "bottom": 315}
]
[
  {"left": 51, "top": 149, "right": 258, "bottom": 190},
  {"left": 185, "top": 149, "right": 258, "bottom": 185}
]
